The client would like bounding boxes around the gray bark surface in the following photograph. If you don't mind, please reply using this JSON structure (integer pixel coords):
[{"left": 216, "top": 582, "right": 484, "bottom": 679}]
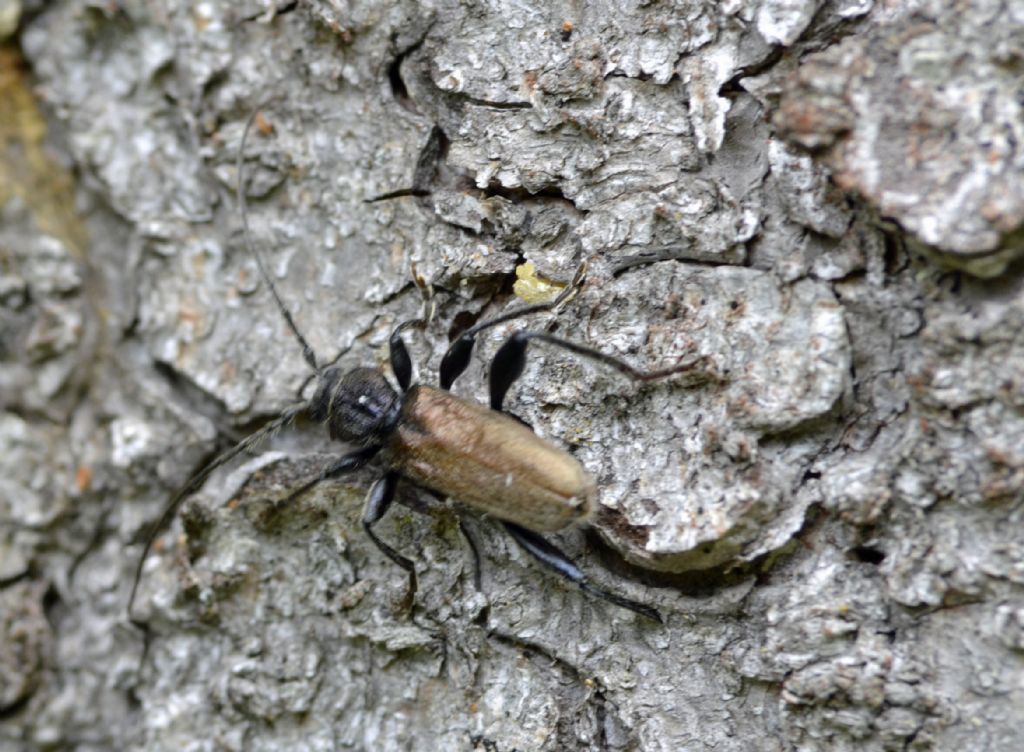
[{"left": 2, "top": 0, "right": 1023, "bottom": 750}]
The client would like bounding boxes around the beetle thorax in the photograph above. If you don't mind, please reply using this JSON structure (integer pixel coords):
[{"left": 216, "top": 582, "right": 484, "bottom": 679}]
[{"left": 308, "top": 366, "right": 401, "bottom": 445}]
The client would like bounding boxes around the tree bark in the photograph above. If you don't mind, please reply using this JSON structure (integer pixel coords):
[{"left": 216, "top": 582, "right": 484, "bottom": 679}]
[{"left": 2, "top": 0, "right": 1023, "bottom": 750}]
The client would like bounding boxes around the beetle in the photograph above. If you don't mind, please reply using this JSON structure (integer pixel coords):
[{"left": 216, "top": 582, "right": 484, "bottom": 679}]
[{"left": 128, "top": 111, "right": 705, "bottom": 628}]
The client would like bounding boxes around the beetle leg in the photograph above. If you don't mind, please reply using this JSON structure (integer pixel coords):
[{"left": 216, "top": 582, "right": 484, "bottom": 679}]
[
  {"left": 281, "top": 461, "right": 419, "bottom": 610},
  {"left": 438, "top": 330, "right": 476, "bottom": 391},
  {"left": 489, "top": 331, "right": 529, "bottom": 411},
  {"left": 490, "top": 330, "right": 712, "bottom": 411},
  {"left": 389, "top": 264, "right": 435, "bottom": 391},
  {"left": 502, "top": 522, "right": 662, "bottom": 623},
  {"left": 389, "top": 330, "right": 414, "bottom": 391},
  {"left": 458, "top": 519, "right": 484, "bottom": 591},
  {"left": 439, "top": 261, "right": 587, "bottom": 391},
  {"left": 275, "top": 445, "right": 381, "bottom": 509},
  {"left": 448, "top": 330, "right": 531, "bottom": 422},
  {"left": 363, "top": 472, "right": 417, "bottom": 604}
]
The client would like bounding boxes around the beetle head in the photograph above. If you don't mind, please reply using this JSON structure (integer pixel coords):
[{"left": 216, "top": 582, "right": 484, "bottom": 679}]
[{"left": 309, "top": 366, "right": 401, "bottom": 445}]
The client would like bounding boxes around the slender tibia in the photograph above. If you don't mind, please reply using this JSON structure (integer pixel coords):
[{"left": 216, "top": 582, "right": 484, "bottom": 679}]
[
  {"left": 503, "top": 523, "right": 662, "bottom": 623},
  {"left": 363, "top": 473, "right": 418, "bottom": 605},
  {"left": 490, "top": 330, "right": 709, "bottom": 412}
]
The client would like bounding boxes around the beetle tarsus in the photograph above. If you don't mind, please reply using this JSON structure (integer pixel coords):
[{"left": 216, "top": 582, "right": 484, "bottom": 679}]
[{"left": 580, "top": 582, "right": 663, "bottom": 624}]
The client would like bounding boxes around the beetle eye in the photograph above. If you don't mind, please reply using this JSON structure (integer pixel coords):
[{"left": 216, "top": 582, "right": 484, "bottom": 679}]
[{"left": 351, "top": 393, "right": 383, "bottom": 418}]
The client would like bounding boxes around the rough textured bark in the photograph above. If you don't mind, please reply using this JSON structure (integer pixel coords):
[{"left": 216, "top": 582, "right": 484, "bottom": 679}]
[{"left": 2, "top": 0, "right": 1023, "bottom": 750}]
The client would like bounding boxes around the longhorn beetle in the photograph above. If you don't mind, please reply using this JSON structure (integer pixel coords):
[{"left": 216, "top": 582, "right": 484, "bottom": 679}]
[{"left": 128, "top": 110, "right": 706, "bottom": 628}]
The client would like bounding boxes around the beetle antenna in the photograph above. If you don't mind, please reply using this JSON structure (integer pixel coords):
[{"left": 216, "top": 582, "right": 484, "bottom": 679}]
[
  {"left": 237, "top": 109, "right": 320, "bottom": 373},
  {"left": 127, "top": 403, "right": 307, "bottom": 625}
]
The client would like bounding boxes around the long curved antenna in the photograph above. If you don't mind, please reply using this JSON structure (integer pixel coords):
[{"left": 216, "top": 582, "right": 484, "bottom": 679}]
[
  {"left": 127, "top": 403, "right": 306, "bottom": 624},
  {"left": 237, "top": 109, "right": 320, "bottom": 373}
]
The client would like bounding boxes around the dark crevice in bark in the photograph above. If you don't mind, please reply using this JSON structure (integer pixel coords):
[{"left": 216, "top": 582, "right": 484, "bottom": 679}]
[
  {"left": 720, "top": 46, "right": 785, "bottom": 95},
  {"left": 478, "top": 180, "right": 577, "bottom": 209},
  {"left": 459, "top": 96, "right": 533, "bottom": 111},
  {"left": 850, "top": 545, "right": 886, "bottom": 565}
]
